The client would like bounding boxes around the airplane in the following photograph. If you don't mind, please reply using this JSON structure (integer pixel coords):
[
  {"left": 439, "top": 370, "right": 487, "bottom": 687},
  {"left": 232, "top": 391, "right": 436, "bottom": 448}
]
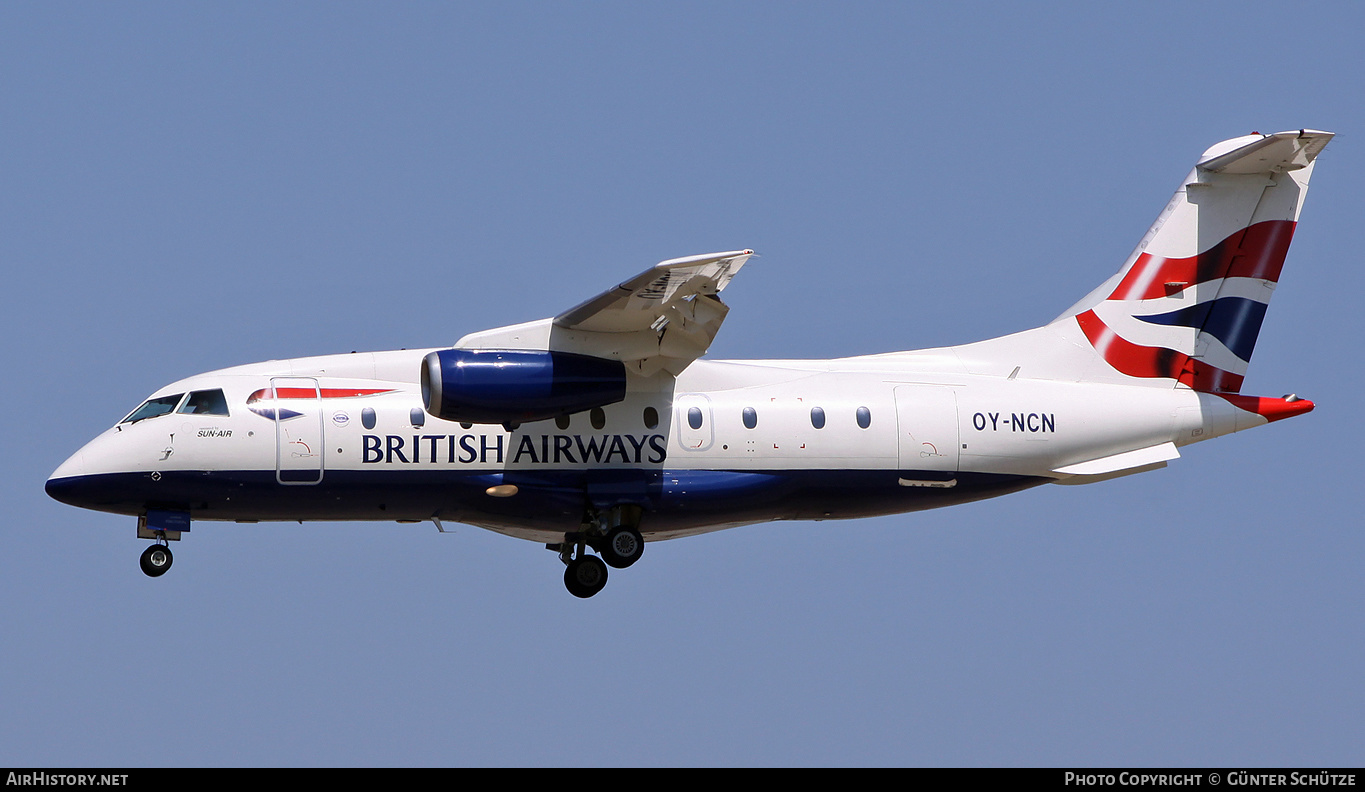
[{"left": 47, "top": 129, "right": 1331, "bottom": 598}]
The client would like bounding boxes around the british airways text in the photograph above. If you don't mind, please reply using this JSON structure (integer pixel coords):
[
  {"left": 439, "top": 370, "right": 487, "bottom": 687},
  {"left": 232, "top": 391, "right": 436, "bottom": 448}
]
[{"left": 361, "top": 433, "right": 668, "bottom": 465}]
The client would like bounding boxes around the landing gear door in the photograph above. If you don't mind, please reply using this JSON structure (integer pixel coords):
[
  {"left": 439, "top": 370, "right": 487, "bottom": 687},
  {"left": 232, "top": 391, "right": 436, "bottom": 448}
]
[
  {"left": 271, "top": 377, "right": 325, "bottom": 485},
  {"left": 894, "top": 385, "right": 960, "bottom": 474}
]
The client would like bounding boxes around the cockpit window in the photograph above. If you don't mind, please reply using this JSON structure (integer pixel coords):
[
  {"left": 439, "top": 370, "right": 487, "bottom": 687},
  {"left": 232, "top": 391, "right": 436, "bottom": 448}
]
[
  {"left": 178, "top": 389, "right": 230, "bottom": 416},
  {"left": 122, "top": 393, "right": 185, "bottom": 424}
]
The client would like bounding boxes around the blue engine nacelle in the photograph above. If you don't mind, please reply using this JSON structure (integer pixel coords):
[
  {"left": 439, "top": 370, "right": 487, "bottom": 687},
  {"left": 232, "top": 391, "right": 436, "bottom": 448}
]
[{"left": 421, "top": 349, "right": 627, "bottom": 425}]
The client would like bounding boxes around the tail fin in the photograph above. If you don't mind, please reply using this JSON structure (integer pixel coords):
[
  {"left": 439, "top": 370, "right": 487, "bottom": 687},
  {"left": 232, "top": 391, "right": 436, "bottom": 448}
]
[{"left": 1055, "top": 129, "right": 1332, "bottom": 393}]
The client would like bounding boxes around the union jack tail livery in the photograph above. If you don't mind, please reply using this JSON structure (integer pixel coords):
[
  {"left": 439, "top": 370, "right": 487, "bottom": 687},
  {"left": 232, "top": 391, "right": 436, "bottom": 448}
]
[{"left": 1058, "top": 129, "right": 1331, "bottom": 393}]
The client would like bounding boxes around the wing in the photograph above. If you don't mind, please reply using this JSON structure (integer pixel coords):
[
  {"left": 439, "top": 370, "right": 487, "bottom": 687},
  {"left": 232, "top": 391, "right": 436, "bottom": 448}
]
[{"left": 455, "top": 250, "right": 754, "bottom": 377}]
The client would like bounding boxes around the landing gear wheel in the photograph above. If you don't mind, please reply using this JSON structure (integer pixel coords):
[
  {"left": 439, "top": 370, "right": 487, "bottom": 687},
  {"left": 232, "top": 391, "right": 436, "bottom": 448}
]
[
  {"left": 600, "top": 526, "right": 644, "bottom": 569},
  {"left": 139, "top": 544, "right": 173, "bottom": 578},
  {"left": 564, "top": 555, "right": 608, "bottom": 598}
]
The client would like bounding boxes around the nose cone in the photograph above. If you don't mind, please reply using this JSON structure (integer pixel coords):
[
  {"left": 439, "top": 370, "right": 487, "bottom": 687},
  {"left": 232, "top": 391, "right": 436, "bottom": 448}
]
[{"left": 46, "top": 448, "right": 90, "bottom": 508}]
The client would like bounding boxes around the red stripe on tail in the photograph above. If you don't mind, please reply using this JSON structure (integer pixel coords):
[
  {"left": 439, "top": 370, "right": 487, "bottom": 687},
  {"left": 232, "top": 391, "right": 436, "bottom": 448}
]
[{"left": 1108, "top": 220, "right": 1296, "bottom": 301}]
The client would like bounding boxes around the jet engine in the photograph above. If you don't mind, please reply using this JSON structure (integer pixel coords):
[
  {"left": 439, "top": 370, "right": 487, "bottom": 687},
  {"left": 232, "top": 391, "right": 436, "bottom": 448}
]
[{"left": 421, "top": 349, "right": 627, "bottom": 425}]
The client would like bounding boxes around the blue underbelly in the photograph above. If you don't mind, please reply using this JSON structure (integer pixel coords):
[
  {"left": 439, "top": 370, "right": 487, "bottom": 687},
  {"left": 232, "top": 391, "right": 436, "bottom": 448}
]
[{"left": 46, "top": 467, "right": 1048, "bottom": 534}]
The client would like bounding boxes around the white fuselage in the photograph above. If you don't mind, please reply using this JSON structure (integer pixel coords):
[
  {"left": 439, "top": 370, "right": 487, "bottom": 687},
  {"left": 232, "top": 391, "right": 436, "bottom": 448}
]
[{"left": 46, "top": 345, "right": 1250, "bottom": 545}]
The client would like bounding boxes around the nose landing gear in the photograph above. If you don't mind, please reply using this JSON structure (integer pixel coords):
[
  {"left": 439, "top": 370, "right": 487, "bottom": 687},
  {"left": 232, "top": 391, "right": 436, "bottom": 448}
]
[
  {"left": 136, "top": 511, "right": 186, "bottom": 579},
  {"left": 139, "top": 543, "right": 174, "bottom": 577}
]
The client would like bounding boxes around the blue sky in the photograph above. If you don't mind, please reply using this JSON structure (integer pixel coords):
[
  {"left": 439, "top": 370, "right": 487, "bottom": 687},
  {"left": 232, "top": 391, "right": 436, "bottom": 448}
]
[{"left": 3, "top": 2, "right": 1362, "bottom": 766}]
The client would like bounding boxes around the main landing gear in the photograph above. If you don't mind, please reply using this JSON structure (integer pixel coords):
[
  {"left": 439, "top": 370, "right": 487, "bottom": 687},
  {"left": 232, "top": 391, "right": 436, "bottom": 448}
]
[
  {"left": 563, "top": 552, "right": 608, "bottom": 598},
  {"left": 551, "top": 505, "right": 646, "bottom": 598}
]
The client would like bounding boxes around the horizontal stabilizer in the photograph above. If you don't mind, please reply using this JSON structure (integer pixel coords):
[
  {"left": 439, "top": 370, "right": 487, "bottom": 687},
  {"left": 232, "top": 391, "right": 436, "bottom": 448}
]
[{"left": 1197, "top": 129, "right": 1333, "bottom": 174}]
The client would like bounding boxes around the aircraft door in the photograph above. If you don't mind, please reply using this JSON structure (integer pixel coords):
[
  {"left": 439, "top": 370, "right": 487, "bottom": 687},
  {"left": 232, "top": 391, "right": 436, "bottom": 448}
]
[
  {"left": 271, "top": 377, "right": 325, "bottom": 484},
  {"left": 674, "top": 393, "right": 714, "bottom": 452},
  {"left": 894, "top": 385, "right": 960, "bottom": 474}
]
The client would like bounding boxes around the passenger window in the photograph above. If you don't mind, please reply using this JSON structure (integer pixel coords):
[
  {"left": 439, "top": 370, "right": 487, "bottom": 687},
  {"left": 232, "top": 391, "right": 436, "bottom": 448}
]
[
  {"left": 590, "top": 407, "right": 606, "bottom": 430},
  {"left": 122, "top": 394, "right": 185, "bottom": 424},
  {"left": 179, "top": 389, "right": 229, "bottom": 416},
  {"left": 361, "top": 407, "right": 377, "bottom": 430},
  {"left": 810, "top": 406, "right": 825, "bottom": 429},
  {"left": 742, "top": 407, "right": 757, "bottom": 429},
  {"left": 410, "top": 407, "right": 426, "bottom": 428},
  {"left": 555, "top": 414, "right": 571, "bottom": 431},
  {"left": 687, "top": 407, "right": 703, "bottom": 430},
  {"left": 856, "top": 406, "right": 872, "bottom": 429},
  {"left": 643, "top": 407, "right": 659, "bottom": 429}
]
